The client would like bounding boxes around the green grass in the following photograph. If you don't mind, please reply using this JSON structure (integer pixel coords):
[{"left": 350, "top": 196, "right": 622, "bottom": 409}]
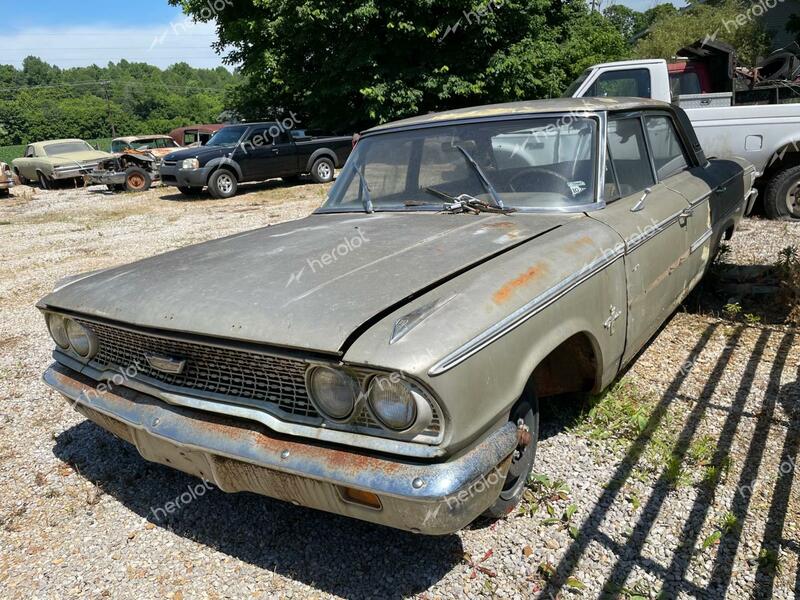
[{"left": 0, "top": 138, "right": 113, "bottom": 164}]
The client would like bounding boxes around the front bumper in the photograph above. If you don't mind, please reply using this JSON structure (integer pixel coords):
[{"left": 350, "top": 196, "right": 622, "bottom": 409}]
[
  {"left": 160, "top": 163, "right": 209, "bottom": 188},
  {"left": 745, "top": 188, "right": 759, "bottom": 216},
  {"left": 0, "top": 176, "right": 13, "bottom": 190},
  {"left": 44, "top": 363, "right": 517, "bottom": 535}
]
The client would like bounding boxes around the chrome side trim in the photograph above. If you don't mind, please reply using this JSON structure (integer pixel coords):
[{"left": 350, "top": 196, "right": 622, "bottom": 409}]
[
  {"left": 625, "top": 205, "right": 686, "bottom": 254},
  {"left": 690, "top": 228, "right": 714, "bottom": 254},
  {"left": 429, "top": 248, "right": 625, "bottom": 376},
  {"left": 56, "top": 352, "right": 447, "bottom": 459}
]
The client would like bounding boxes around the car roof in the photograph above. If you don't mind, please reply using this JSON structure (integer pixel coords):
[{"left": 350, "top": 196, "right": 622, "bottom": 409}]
[
  {"left": 364, "top": 97, "right": 671, "bottom": 133},
  {"left": 37, "top": 139, "right": 88, "bottom": 146},
  {"left": 114, "top": 135, "right": 174, "bottom": 143}
]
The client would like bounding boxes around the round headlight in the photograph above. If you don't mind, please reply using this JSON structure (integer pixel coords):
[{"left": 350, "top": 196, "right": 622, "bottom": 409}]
[
  {"left": 306, "top": 366, "right": 360, "bottom": 421},
  {"left": 367, "top": 376, "right": 418, "bottom": 431},
  {"left": 46, "top": 313, "right": 70, "bottom": 349},
  {"left": 65, "top": 319, "right": 96, "bottom": 358}
]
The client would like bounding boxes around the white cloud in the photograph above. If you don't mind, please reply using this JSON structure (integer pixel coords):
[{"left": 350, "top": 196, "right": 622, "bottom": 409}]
[{"left": 0, "top": 21, "right": 228, "bottom": 70}]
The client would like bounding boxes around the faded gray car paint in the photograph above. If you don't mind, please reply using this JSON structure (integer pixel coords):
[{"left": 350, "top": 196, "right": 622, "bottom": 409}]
[
  {"left": 39, "top": 98, "right": 753, "bottom": 534},
  {"left": 40, "top": 212, "right": 572, "bottom": 354}
]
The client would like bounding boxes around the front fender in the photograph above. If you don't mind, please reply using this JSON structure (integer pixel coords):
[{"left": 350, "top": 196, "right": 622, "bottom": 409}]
[
  {"left": 344, "top": 217, "right": 628, "bottom": 454},
  {"left": 205, "top": 157, "right": 243, "bottom": 180},
  {"left": 306, "top": 148, "right": 338, "bottom": 172}
]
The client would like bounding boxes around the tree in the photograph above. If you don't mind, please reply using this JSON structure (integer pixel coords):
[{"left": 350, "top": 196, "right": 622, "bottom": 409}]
[
  {"left": 603, "top": 4, "right": 646, "bottom": 40},
  {"left": 171, "top": 0, "right": 628, "bottom": 131},
  {"left": 634, "top": 0, "right": 769, "bottom": 66}
]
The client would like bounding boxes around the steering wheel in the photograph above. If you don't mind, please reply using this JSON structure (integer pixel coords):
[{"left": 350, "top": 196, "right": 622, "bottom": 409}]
[{"left": 509, "top": 168, "right": 573, "bottom": 196}]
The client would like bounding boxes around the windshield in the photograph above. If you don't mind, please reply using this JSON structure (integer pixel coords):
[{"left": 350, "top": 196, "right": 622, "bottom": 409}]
[
  {"left": 44, "top": 141, "right": 94, "bottom": 156},
  {"left": 206, "top": 126, "right": 248, "bottom": 147},
  {"left": 323, "top": 116, "right": 598, "bottom": 212}
]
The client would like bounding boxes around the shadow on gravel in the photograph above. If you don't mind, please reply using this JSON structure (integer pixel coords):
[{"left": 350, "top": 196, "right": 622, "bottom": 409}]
[
  {"left": 539, "top": 323, "right": 799, "bottom": 599},
  {"left": 53, "top": 421, "right": 462, "bottom": 599}
]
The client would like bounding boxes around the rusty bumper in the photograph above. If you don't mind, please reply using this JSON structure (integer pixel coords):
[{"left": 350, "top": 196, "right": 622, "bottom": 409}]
[{"left": 44, "top": 363, "right": 517, "bottom": 535}]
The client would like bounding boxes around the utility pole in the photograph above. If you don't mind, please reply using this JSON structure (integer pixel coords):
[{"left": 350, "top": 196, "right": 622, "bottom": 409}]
[
  {"left": 101, "top": 80, "right": 117, "bottom": 138},
  {"left": 590, "top": 0, "right": 598, "bottom": 12}
]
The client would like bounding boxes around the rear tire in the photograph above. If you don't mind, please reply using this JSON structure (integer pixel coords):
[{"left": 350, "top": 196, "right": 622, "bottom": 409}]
[
  {"left": 37, "top": 171, "right": 52, "bottom": 190},
  {"left": 310, "top": 157, "right": 334, "bottom": 184},
  {"left": 124, "top": 166, "right": 152, "bottom": 192},
  {"left": 208, "top": 169, "right": 238, "bottom": 199},
  {"left": 14, "top": 169, "right": 29, "bottom": 186},
  {"left": 482, "top": 386, "right": 539, "bottom": 519},
  {"left": 764, "top": 165, "right": 800, "bottom": 220},
  {"left": 177, "top": 186, "right": 203, "bottom": 195}
]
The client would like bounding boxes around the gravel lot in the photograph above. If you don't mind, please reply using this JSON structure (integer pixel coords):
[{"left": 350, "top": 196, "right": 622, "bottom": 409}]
[{"left": 1, "top": 182, "right": 798, "bottom": 599}]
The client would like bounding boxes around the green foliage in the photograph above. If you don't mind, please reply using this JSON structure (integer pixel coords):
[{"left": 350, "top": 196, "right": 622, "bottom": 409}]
[
  {"left": 634, "top": 0, "right": 770, "bottom": 66},
  {"left": 171, "top": 0, "right": 628, "bottom": 131},
  {"left": 0, "top": 57, "right": 240, "bottom": 146}
]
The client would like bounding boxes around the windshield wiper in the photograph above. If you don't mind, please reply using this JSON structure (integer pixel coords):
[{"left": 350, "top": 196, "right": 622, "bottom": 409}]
[
  {"left": 424, "top": 187, "right": 516, "bottom": 215},
  {"left": 454, "top": 145, "right": 505, "bottom": 210},
  {"left": 353, "top": 165, "right": 374, "bottom": 213}
]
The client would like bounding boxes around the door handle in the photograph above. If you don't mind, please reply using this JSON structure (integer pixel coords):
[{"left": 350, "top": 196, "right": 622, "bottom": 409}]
[
  {"left": 715, "top": 185, "right": 727, "bottom": 194},
  {"left": 630, "top": 187, "right": 653, "bottom": 212},
  {"left": 271, "top": 148, "right": 280, "bottom": 154},
  {"left": 679, "top": 208, "right": 693, "bottom": 219}
]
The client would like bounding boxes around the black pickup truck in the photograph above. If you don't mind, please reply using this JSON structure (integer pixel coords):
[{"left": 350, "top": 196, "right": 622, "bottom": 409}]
[{"left": 160, "top": 122, "right": 353, "bottom": 198}]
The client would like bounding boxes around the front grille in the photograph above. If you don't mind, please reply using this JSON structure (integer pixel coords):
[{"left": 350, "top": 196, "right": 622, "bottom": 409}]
[
  {"left": 82, "top": 320, "right": 319, "bottom": 419},
  {"left": 77, "top": 320, "right": 442, "bottom": 438},
  {"left": 162, "top": 160, "right": 177, "bottom": 167}
]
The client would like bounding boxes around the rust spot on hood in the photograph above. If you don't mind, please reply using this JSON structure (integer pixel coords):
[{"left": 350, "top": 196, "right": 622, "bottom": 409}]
[
  {"left": 493, "top": 262, "right": 549, "bottom": 304},
  {"left": 483, "top": 221, "right": 516, "bottom": 230}
]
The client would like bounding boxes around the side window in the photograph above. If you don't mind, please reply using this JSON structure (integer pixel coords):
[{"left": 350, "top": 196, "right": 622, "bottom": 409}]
[
  {"left": 184, "top": 132, "right": 196, "bottom": 145},
  {"left": 240, "top": 128, "right": 270, "bottom": 151},
  {"left": 607, "top": 117, "right": 655, "bottom": 197},
  {"left": 643, "top": 115, "right": 689, "bottom": 180},
  {"left": 589, "top": 69, "right": 652, "bottom": 98},
  {"left": 25, "top": 146, "right": 35, "bottom": 158}
]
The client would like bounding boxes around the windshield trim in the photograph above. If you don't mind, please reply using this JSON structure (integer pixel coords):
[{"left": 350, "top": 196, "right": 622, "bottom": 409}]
[{"left": 319, "top": 111, "right": 607, "bottom": 215}]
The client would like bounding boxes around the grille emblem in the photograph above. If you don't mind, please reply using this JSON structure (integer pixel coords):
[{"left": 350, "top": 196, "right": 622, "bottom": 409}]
[{"left": 144, "top": 353, "right": 186, "bottom": 375}]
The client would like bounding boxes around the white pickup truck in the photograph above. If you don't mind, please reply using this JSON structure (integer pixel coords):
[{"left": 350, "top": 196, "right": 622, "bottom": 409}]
[{"left": 567, "top": 58, "right": 800, "bottom": 220}]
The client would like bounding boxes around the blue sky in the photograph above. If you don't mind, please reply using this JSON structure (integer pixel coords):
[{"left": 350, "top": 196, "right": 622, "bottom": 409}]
[{"left": 1, "top": 0, "right": 683, "bottom": 70}]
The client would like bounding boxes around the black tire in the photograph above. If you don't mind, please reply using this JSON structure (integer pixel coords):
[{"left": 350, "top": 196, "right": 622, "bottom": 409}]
[
  {"left": 208, "top": 169, "right": 238, "bottom": 199},
  {"left": 37, "top": 171, "right": 52, "bottom": 190},
  {"left": 106, "top": 184, "right": 125, "bottom": 192},
  {"left": 124, "top": 166, "right": 152, "bottom": 192},
  {"left": 0, "top": 188, "right": 9, "bottom": 198},
  {"left": 177, "top": 186, "right": 203, "bottom": 195},
  {"left": 483, "top": 385, "right": 539, "bottom": 519},
  {"left": 310, "top": 157, "right": 335, "bottom": 184},
  {"left": 15, "top": 169, "right": 29, "bottom": 186},
  {"left": 764, "top": 165, "right": 800, "bottom": 220}
]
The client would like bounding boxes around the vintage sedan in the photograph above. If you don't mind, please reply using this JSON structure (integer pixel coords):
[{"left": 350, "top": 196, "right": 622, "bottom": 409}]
[
  {"left": 39, "top": 98, "right": 754, "bottom": 534},
  {"left": 0, "top": 161, "right": 14, "bottom": 196},
  {"left": 12, "top": 139, "right": 112, "bottom": 189}
]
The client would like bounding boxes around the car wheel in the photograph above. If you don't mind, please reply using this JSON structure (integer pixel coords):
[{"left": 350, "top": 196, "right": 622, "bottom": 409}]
[
  {"left": 208, "top": 169, "right": 238, "bottom": 199},
  {"left": 37, "top": 171, "right": 52, "bottom": 190},
  {"left": 311, "top": 157, "right": 334, "bottom": 184},
  {"left": 177, "top": 186, "right": 204, "bottom": 195},
  {"left": 764, "top": 165, "right": 800, "bottom": 220},
  {"left": 0, "top": 188, "right": 8, "bottom": 198},
  {"left": 15, "top": 169, "right": 29, "bottom": 186},
  {"left": 482, "top": 386, "right": 539, "bottom": 519},
  {"left": 124, "top": 167, "right": 152, "bottom": 192}
]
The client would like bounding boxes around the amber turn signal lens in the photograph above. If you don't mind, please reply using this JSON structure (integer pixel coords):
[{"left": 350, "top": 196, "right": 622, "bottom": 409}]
[{"left": 339, "top": 487, "right": 382, "bottom": 510}]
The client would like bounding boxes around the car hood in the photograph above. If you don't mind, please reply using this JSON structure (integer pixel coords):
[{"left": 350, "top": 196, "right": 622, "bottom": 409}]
[
  {"left": 40, "top": 212, "right": 572, "bottom": 354},
  {"left": 164, "top": 146, "right": 230, "bottom": 162}
]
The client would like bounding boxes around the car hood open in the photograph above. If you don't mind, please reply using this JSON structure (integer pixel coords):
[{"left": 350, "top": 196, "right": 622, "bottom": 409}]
[{"left": 40, "top": 212, "right": 573, "bottom": 354}]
